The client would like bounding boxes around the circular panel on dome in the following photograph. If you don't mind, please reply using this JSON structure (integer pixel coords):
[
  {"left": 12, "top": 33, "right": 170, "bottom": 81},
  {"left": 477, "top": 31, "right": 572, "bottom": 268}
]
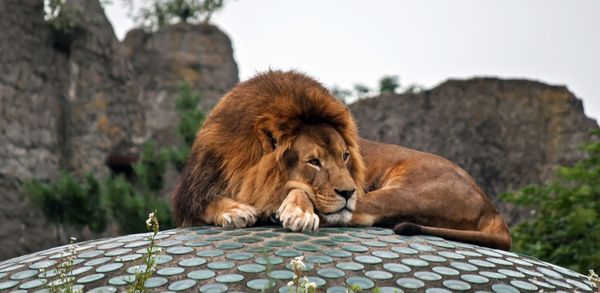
[{"left": 347, "top": 276, "right": 375, "bottom": 290}]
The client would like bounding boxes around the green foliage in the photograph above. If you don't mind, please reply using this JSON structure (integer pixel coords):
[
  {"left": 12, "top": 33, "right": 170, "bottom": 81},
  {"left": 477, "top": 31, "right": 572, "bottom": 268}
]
[
  {"left": 127, "top": 0, "right": 227, "bottom": 30},
  {"left": 164, "top": 82, "right": 205, "bottom": 170},
  {"left": 25, "top": 172, "right": 106, "bottom": 232},
  {"left": 165, "top": 0, "right": 225, "bottom": 23},
  {"left": 168, "top": 145, "right": 190, "bottom": 172},
  {"left": 101, "top": 175, "right": 170, "bottom": 234},
  {"left": 44, "top": 0, "right": 81, "bottom": 53},
  {"left": 133, "top": 1, "right": 169, "bottom": 29},
  {"left": 353, "top": 83, "right": 371, "bottom": 100},
  {"left": 198, "top": 0, "right": 225, "bottom": 23},
  {"left": 133, "top": 141, "right": 171, "bottom": 192},
  {"left": 44, "top": 0, "right": 70, "bottom": 29},
  {"left": 329, "top": 74, "right": 405, "bottom": 103},
  {"left": 329, "top": 85, "right": 352, "bottom": 103},
  {"left": 175, "top": 82, "right": 205, "bottom": 147},
  {"left": 502, "top": 129, "right": 600, "bottom": 273},
  {"left": 378, "top": 75, "right": 400, "bottom": 94},
  {"left": 25, "top": 83, "right": 203, "bottom": 235}
]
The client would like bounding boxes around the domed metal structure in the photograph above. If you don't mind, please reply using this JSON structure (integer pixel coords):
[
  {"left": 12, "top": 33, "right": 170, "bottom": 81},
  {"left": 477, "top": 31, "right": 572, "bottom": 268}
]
[{"left": 0, "top": 226, "right": 594, "bottom": 292}]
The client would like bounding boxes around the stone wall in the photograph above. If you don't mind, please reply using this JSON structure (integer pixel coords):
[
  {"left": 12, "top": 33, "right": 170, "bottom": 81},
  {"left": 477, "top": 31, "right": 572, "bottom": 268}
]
[
  {"left": 350, "top": 78, "right": 598, "bottom": 224},
  {"left": 0, "top": 0, "right": 238, "bottom": 260},
  {"left": 123, "top": 23, "right": 239, "bottom": 146}
]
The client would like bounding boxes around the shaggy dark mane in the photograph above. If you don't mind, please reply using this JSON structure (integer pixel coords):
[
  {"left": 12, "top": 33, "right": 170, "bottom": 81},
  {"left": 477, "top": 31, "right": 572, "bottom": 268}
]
[{"left": 172, "top": 70, "right": 365, "bottom": 226}]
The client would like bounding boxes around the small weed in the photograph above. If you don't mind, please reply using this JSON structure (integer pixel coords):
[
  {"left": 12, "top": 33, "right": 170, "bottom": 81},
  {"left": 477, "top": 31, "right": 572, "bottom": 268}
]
[
  {"left": 589, "top": 270, "right": 600, "bottom": 292},
  {"left": 127, "top": 211, "right": 161, "bottom": 293},
  {"left": 283, "top": 255, "right": 396, "bottom": 293},
  {"left": 286, "top": 256, "right": 317, "bottom": 293},
  {"left": 46, "top": 237, "right": 81, "bottom": 293}
]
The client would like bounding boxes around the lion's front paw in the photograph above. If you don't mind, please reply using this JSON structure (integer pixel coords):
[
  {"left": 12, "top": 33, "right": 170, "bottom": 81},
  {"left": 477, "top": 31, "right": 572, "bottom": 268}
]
[
  {"left": 276, "top": 190, "right": 319, "bottom": 232},
  {"left": 218, "top": 204, "right": 257, "bottom": 228}
]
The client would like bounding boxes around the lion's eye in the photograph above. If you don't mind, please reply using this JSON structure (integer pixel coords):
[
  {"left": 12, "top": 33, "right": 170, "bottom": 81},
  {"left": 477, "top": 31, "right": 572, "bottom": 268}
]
[
  {"left": 308, "top": 158, "right": 321, "bottom": 167},
  {"left": 343, "top": 152, "right": 350, "bottom": 162}
]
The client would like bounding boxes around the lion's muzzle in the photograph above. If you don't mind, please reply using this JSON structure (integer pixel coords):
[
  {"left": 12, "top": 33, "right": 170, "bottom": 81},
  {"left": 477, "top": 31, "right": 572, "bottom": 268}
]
[{"left": 319, "top": 190, "right": 356, "bottom": 225}]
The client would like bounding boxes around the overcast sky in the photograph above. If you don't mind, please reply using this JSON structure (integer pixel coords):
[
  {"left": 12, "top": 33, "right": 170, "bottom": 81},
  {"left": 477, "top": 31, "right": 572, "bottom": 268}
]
[{"left": 105, "top": 0, "right": 600, "bottom": 121}]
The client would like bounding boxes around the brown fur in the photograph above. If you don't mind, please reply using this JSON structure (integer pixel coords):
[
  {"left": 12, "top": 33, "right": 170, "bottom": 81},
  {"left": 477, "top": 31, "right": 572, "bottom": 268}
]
[
  {"left": 172, "top": 70, "right": 365, "bottom": 227},
  {"left": 351, "top": 139, "right": 512, "bottom": 250},
  {"left": 172, "top": 70, "right": 512, "bottom": 250}
]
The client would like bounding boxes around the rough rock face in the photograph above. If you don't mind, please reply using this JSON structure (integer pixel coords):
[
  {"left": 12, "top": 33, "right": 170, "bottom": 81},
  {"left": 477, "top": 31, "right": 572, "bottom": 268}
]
[
  {"left": 350, "top": 78, "right": 598, "bottom": 224},
  {"left": 60, "top": 0, "right": 146, "bottom": 176},
  {"left": 123, "top": 23, "right": 238, "bottom": 146},
  {"left": 0, "top": 0, "right": 71, "bottom": 261},
  {"left": 0, "top": 0, "right": 238, "bottom": 260},
  {"left": 0, "top": 0, "right": 143, "bottom": 260}
]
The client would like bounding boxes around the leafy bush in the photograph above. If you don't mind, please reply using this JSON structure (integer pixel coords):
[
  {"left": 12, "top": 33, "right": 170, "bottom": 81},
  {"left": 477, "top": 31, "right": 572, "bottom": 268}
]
[
  {"left": 378, "top": 75, "right": 400, "bottom": 94},
  {"left": 127, "top": 0, "right": 227, "bottom": 30},
  {"left": 165, "top": 0, "right": 225, "bottom": 23},
  {"left": 102, "top": 175, "right": 172, "bottom": 234},
  {"left": 169, "top": 83, "right": 205, "bottom": 170},
  {"left": 24, "top": 83, "right": 204, "bottom": 234},
  {"left": 329, "top": 85, "right": 352, "bottom": 103},
  {"left": 132, "top": 141, "right": 171, "bottom": 192},
  {"left": 353, "top": 83, "right": 371, "bottom": 100},
  {"left": 25, "top": 172, "right": 106, "bottom": 232},
  {"left": 174, "top": 82, "right": 205, "bottom": 147},
  {"left": 502, "top": 129, "right": 600, "bottom": 272}
]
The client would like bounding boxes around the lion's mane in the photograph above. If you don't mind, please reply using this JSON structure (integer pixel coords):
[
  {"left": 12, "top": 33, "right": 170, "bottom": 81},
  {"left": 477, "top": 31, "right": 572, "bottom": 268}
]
[{"left": 173, "top": 70, "right": 365, "bottom": 226}]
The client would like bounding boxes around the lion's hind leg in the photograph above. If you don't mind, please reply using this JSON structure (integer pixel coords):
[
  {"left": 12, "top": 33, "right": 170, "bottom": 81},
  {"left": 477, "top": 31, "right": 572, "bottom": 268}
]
[{"left": 204, "top": 197, "right": 258, "bottom": 228}]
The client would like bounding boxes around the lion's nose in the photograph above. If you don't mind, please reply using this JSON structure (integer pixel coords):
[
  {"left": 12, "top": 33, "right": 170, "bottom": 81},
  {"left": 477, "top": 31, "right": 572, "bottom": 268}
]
[{"left": 334, "top": 188, "right": 356, "bottom": 200}]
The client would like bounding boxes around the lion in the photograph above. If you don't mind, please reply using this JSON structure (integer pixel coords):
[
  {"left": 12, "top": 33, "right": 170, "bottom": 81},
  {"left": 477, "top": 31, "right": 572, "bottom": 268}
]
[{"left": 172, "top": 70, "right": 512, "bottom": 250}]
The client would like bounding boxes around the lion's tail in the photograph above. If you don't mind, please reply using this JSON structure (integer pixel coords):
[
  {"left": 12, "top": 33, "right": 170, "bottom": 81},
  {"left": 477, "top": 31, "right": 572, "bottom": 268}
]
[{"left": 393, "top": 222, "right": 512, "bottom": 251}]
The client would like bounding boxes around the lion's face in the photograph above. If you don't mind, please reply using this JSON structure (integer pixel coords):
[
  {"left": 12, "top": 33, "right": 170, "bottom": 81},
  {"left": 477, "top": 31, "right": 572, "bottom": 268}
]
[{"left": 283, "top": 125, "right": 357, "bottom": 225}]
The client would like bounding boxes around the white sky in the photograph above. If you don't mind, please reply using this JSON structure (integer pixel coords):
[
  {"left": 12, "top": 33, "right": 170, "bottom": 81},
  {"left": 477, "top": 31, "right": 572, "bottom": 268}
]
[{"left": 105, "top": 0, "right": 600, "bottom": 121}]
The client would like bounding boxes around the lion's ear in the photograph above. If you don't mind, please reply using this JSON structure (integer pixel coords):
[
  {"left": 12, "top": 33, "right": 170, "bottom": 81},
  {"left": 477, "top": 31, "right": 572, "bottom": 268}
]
[{"left": 255, "top": 117, "right": 278, "bottom": 153}]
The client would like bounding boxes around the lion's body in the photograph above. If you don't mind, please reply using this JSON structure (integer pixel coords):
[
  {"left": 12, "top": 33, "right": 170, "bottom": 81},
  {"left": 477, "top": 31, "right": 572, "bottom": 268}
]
[
  {"left": 172, "top": 70, "right": 512, "bottom": 250},
  {"left": 353, "top": 139, "right": 511, "bottom": 249}
]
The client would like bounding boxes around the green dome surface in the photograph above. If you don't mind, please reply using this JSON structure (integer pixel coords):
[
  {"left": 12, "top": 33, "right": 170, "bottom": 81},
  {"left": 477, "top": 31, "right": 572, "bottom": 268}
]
[{"left": 0, "top": 226, "right": 594, "bottom": 292}]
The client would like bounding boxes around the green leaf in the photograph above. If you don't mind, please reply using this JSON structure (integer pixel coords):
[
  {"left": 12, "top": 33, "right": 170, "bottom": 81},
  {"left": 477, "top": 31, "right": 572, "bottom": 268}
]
[{"left": 505, "top": 130, "right": 600, "bottom": 273}]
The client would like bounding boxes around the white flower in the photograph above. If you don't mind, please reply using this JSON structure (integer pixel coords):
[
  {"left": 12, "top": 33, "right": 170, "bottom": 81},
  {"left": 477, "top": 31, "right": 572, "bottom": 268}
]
[
  {"left": 292, "top": 276, "right": 316, "bottom": 291},
  {"left": 589, "top": 270, "right": 600, "bottom": 287},
  {"left": 287, "top": 281, "right": 295, "bottom": 287},
  {"left": 146, "top": 213, "right": 154, "bottom": 226},
  {"left": 69, "top": 237, "right": 77, "bottom": 242},
  {"left": 300, "top": 277, "right": 310, "bottom": 286},
  {"left": 290, "top": 256, "right": 305, "bottom": 272}
]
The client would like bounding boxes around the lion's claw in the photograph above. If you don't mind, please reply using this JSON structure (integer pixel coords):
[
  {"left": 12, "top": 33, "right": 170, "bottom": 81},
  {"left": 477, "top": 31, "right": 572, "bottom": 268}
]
[
  {"left": 278, "top": 206, "right": 319, "bottom": 232},
  {"left": 276, "top": 192, "right": 319, "bottom": 232},
  {"left": 219, "top": 204, "right": 257, "bottom": 228}
]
